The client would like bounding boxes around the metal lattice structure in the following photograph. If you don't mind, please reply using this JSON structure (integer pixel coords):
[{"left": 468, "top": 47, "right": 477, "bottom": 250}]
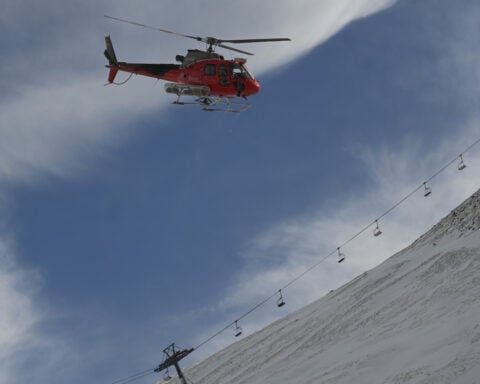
[{"left": 154, "top": 344, "right": 194, "bottom": 384}]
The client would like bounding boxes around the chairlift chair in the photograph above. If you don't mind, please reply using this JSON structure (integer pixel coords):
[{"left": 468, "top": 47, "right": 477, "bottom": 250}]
[
  {"left": 163, "top": 369, "right": 172, "bottom": 381},
  {"left": 234, "top": 321, "right": 243, "bottom": 337},
  {"left": 277, "top": 290, "right": 286, "bottom": 307},
  {"left": 373, "top": 220, "right": 383, "bottom": 237},
  {"left": 337, "top": 247, "right": 345, "bottom": 263},
  {"left": 423, "top": 182, "right": 432, "bottom": 197},
  {"left": 458, "top": 155, "right": 467, "bottom": 171}
]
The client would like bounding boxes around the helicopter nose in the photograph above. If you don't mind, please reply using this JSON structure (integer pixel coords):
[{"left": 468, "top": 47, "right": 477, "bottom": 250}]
[{"left": 250, "top": 80, "right": 261, "bottom": 95}]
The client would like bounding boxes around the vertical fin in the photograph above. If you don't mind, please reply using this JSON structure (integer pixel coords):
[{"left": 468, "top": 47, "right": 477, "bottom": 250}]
[
  {"left": 104, "top": 35, "right": 118, "bottom": 65},
  {"left": 104, "top": 35, "right": 119, "bottom": 83}
]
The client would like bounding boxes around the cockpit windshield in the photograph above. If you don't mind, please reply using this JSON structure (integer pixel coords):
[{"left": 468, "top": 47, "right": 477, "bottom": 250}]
[{"left": 232, "top": 63, "right": 254, "bottom": 80}]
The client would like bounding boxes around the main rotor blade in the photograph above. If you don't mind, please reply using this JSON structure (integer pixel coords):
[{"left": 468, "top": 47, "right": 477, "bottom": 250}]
[
  {"left": 217, "top": 38, "right": 291, "bottom": 55},
  {"left": 220, "top": 38, "right": 292, "bottom": 44},
  {"left": 218, "top": 44, "right": 254, "bottom": 56},
  {"left": 104, "top": 15, "right": 202, "bottom": 42},
  {"left": 104, "top": 15, "right": 291, "bottom": 55}
]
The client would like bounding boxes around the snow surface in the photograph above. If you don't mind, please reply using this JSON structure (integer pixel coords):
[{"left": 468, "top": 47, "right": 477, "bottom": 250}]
[{"left": 169, "top": 190, "right": 480, "bottom": 384}]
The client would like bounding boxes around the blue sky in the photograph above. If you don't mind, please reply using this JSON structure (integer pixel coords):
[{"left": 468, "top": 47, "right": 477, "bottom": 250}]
[{"left": 1, "top": 1, "right": 480, "bottom": 384}]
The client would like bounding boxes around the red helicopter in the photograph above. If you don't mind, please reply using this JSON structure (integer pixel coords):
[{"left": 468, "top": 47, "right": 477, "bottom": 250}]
[{"left": 104, "top": 15, "right": 291, "bottom": 112}]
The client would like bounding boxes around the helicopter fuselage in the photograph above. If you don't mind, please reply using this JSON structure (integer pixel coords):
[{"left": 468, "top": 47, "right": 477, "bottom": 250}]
[{"left": 105, "top": 41, "right": 260, "bottom": 99}]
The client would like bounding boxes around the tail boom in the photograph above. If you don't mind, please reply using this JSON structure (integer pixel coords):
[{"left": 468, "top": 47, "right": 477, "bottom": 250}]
[{"left": 104, "top": 35, "right": 181, "bottom": 84}]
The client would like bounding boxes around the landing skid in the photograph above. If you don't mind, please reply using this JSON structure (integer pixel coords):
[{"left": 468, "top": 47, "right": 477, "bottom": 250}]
[{"left": 173, "top": 96, "right": 251, "bottom": 113}]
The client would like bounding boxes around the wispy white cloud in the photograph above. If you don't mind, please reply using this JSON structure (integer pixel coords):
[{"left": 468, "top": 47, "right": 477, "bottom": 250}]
[
  {"left": 0, "top": 76, "right": 169, "bottom": 185},
  {"left": 0, "top": 235, "right": 57, "bottom": 383},
  {"left": 0, "top": 238, "right": 39, "bottom": 357}
]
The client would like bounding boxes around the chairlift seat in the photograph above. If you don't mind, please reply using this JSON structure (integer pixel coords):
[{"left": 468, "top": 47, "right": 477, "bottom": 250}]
[
  {"left": 234, "top": 321, "right": 243, "bottom": 337},
  {"left": 423, "top": 182, "right": 432, "bottom": 197}
]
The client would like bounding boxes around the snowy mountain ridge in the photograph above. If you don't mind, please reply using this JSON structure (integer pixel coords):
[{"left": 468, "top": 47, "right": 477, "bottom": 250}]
[
  {"left": 414, "top": 189, "right": 480, "bottom": 246},
  {"left": 174, "top": 189, "right": 480, "bottom": 384}
]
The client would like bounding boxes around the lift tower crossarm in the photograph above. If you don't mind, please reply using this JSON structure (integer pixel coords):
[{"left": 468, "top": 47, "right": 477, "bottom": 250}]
[{"left": 154, "top": 343, "right": 194, "bottom": 384}]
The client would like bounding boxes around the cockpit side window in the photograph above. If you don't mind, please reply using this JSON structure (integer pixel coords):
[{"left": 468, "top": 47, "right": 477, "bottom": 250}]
[
  {"left": 219, "top": 64, "right": 228, "bottom": 78},
  {"left": 232, "top": 64, "right": 252, "bottom": 80},
  {"left": 204, "top": 64, "right": 216, "bottom": 76}
]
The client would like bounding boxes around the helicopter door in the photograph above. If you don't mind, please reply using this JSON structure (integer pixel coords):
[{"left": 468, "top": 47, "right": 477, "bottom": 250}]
[
  {"left": 218, "top": 64, "right": 230, "bottom": 86},
  {"left": 232, "top": 63, "right": 248, "bottom": 96}
]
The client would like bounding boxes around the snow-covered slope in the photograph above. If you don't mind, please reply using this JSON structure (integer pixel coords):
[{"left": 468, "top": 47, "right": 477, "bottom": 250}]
[{"left": 179, "top": 190, "right": 480, "bottom": 384}]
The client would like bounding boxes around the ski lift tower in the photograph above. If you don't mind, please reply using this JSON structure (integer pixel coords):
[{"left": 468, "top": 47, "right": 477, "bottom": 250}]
[{"left": 154, "top": 343, "right": 194, "bottom": 384}]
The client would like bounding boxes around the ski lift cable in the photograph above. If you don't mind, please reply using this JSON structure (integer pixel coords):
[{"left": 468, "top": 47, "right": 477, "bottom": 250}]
[
  {"left": 110, "top": 369, "right": 155, "bottom": 384},
  {"left": 194, "top": 291, "right": 279, "bottom": 350},
  {"left": 281, "top": 250, "right": 335, "bottom": 291},
  {"left": 462, "top": 136, "right": 480, "bottom": 155},
  {"left": 336, "top": 137, "right": 480, "bottom": 251},
  {"left": 195, "top": 252, "right": 335, "bottom": 350},
  {"left": 194, "top": 321, "right": 239, "bottom": 350},
  {"left": 192, "top": 136, "right": 480, "bottom": 353},
  {"left": 376, "top": 137, "right": 480, "bottom": 223},
  {"left": 423, "top": 137, "right": 480, "bottom": 183}
]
